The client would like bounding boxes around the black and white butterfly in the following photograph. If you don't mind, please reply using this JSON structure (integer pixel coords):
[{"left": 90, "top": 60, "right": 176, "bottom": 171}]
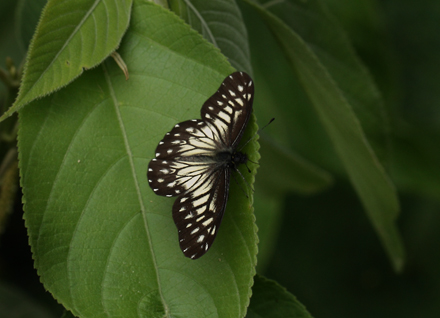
[{"left": 147, "top": 71, "right": 254, "bottom": 259}]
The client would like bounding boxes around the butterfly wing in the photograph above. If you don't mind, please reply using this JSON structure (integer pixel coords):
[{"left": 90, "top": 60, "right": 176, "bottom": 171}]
[
  {"left": 172, "top": 166, "right": 230, "bottom": 259},
  {"left": 147, "top": 71, "right": 255, "bottom": 259},
  {"left": 201, "top": 71, "right": 254, "bottom": 148}
]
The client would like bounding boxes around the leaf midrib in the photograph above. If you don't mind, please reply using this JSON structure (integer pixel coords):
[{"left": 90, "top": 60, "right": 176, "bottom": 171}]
[{"left": 103, "top": 63, "right": 170, "bottom": 316}]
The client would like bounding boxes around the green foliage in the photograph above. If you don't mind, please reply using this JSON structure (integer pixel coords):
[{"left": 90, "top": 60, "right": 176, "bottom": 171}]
[
  {"left": 1, "top": 0, "right": 439, "bottom": 317},
  {"left": 246, "top": 275, "right": 313, "bottom": 318},
  {"left": 1, "top": 0, "right": 133, "bottom": 120}
]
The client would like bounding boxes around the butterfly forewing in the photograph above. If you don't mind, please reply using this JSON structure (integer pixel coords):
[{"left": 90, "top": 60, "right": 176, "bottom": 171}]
[
  {"left": 201, "top": 72, "right": 254, "bottom": 148},
  {"left": 147, "top": 72, "right": 254, "bottom": 259},
  {"left": 148, "top": 119, "right": 222, "bottom": 197},
  {"left": 172, "top": 168, "right": 230, "bottom": 259}
]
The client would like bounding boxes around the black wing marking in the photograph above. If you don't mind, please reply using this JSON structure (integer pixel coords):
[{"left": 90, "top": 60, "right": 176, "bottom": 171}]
[
  {"left": 172, "top": 167, "right": 230, "bottom": 259},
  {"left": 201, "top": 71, "right": 254, "bottom": 148}
]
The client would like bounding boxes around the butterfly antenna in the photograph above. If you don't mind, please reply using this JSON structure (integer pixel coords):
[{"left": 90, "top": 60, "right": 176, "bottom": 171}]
[
  {"left": 239, "top": 118, "right": 275, "bottom": 151},
  {"left": 234, "top": 166, "right": 255, "bottom": 195}
]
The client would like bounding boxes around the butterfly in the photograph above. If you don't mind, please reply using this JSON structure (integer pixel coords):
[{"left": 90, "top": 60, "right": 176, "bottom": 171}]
[{"left": 147, "top": 72, "right": 254, "bottom": 259}]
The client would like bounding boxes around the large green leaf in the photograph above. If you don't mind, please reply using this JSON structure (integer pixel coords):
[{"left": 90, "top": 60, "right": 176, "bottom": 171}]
[
  {"left": 246, "top": 275, "right": 313, "bottom": 318},
  {"left": 19, "top": 2, "right": 257, "bottom": 317},
  {"left": 243, "top": 0, "right": 404, "bottom": 272},
  {"left": 170, "top": 0, "right": 252, "bottom": 74},
  {"left": 1, "top": 0, "right": 133, "bottom": 121}
]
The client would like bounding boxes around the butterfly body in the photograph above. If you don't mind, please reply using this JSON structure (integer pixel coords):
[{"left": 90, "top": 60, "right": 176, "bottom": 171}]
[{"left": 147, "top": 72, "right": 254, "bottom": 259}]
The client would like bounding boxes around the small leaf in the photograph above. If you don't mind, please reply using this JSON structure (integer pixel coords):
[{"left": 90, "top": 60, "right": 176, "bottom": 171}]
[
  {"left": 1, "top": 0, "right": 133, "bottom": 121},
  {"left": 246, "top": 275, "right": 314, "bottom": 318}
]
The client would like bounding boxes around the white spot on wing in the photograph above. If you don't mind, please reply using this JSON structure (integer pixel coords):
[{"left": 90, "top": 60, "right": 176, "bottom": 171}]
[
  {"left": 235, "top": 98, "right": 244, "bottom": 106},
  {"left": 217, "top": 111, "right": 230, "bottom": 122},
  {"left": 203, "top": 218, "right": 213, "bottom": 227},
  {"left": 191, "top": 227, "right": 200, "bottom": 235},
  {"left": 229, "top": 90, "right": 236, "bottom": 97},
  {"left": 223, "top": 106, "right": 233, "bottom": 114},
  {"left": 238, "top": 85, "right": 244, "bottom": 92},
  {"left": 197, "top": 235, "right": 205, "bottom": 243}
]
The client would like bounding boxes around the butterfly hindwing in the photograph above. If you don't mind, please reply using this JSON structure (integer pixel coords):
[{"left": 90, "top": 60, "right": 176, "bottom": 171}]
[
  {"left": 172, "top": 168, "right": 230, "bottom": 259},
  {"left": 147, "top": 71, "right": 254, "bottom": 259}
]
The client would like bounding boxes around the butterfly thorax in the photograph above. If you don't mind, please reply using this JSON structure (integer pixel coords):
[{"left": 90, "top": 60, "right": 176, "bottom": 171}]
[{"left": 216, "top": 150, "right": 248, "bottom": 168}]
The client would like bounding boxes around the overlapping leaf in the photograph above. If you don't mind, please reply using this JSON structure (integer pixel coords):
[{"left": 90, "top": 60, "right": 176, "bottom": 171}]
[
  {"left": 246, "top": 275, "right": 314, "bottom": 318},
  {"left": 2, "top": 0, "right": 133, "bottom": 121},
  {"left": 243, "top": 0, "right": 404, "bottom": 271},
  {"left": 170, "top": 0, "right": 252, "bottom": 74}
]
